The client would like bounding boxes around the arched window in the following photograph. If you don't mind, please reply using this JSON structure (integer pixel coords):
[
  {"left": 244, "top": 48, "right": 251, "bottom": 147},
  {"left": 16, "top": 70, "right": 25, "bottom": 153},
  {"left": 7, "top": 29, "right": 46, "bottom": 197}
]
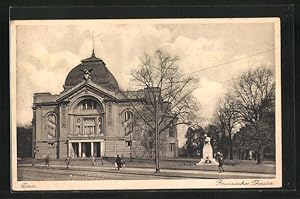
[
  {"left": 124, "top": 110, "right": 133, "bottom": 135},
  {"left": 124, "top": 111, "right": 133, "bottom": 122},
  {"left": 46, "top": 114, "right": 56, "bottom": 139},
  {"left": 79, "top": 99, "right": 96, "bottom": 110}
]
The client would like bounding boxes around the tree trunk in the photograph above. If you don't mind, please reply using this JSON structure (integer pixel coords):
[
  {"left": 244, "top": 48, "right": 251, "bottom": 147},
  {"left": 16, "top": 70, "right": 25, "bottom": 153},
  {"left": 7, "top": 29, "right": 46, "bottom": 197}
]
[
  {"left": 221, "top": 132, "right": 225, "bottom": 154},
  {"left": 255, "top": 127, "right": 261, "bottom": 164},
  {"left": 229, "top": 132, "right": 233, "bottom": 160},
  {"left": 257, "top": 149, "right": 261, "bottom": 164},
  {"left": 246, "top": 149, "right": 249, "bottom": 160},
  {"left": 224, "top": 148, "right": 228, "bottom": 160},
  {"left": 200, "top": 150, "right": 203, "bottom": 159}
]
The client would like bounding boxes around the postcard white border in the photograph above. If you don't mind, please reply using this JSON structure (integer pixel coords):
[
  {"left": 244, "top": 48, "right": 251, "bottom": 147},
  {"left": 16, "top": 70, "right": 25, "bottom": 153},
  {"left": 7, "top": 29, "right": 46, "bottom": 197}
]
[{"left": 10, "top": 18, "right": 282, "bottom": 191}]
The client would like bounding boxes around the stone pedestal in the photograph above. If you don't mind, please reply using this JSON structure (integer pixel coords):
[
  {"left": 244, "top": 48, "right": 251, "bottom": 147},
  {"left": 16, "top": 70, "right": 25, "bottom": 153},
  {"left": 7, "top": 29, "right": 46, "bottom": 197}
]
[{"left": 196, "top": 135, "right": 218, "bottom": 165}]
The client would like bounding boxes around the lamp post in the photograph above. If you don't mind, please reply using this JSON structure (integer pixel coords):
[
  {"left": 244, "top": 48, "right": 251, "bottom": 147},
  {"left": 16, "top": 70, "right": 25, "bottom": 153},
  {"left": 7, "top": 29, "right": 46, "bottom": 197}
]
[
  {"left": 32, "top": 146, "right": 39, "bottom": 167},
  {"left": 129, "top": 130, "right": 132, "bottom": 162},
  {"left": 65, "top": 140, "right": 69, "bottom": 158},
  {"left": 104, "top": 138, "right": 106, "bottom": 158}
]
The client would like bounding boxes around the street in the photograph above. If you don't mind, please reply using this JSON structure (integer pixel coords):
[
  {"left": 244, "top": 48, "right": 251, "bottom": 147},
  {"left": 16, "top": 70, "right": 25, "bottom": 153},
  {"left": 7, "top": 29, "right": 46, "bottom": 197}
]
[
  {"left": 17, "top": 166, "right": 175, "bottom": 181},
  {"left": 17, "top": 164, "right": 276, "bottom": 181}
]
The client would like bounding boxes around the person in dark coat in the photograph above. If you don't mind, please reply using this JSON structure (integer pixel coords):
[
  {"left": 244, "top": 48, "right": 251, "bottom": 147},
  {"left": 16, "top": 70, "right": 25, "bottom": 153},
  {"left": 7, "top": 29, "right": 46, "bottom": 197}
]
[
  {"left": 45, "top": 154, "right": 50, "bottom": 168},
  {"left": 64, "top": 156, "right": 71, "bottom": 169},
  {"left": 217, "top": 152, "right": 224, "bottom": 173},
  {"left": 115, "top": 154, "right": 121, "bottom": 170},
  {"left": 91, "top": 155, "right": 95, "bottom": 166},
  {"left": 121, "top": 154, "right": 125, "bottom": 168}
]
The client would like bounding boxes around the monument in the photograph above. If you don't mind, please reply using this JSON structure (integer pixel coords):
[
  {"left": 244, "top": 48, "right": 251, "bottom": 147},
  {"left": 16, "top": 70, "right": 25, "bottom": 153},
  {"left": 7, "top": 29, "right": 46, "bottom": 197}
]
[{"left": 196, "top": 134, "right": 218, "bottom": 165}]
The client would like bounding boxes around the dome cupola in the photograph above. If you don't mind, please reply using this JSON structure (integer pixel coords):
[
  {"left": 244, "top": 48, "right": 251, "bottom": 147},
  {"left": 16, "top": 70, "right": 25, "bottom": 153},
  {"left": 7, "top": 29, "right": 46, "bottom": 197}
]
[{"left": 64, "top": 50, "right": 119, "bottom": 90}]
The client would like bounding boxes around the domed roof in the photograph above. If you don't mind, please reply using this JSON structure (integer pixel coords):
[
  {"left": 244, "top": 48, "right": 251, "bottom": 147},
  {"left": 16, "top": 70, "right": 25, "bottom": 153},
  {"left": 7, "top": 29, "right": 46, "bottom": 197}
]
[{"left": 64, "top": 50, "right": 119, "bottom": 90}]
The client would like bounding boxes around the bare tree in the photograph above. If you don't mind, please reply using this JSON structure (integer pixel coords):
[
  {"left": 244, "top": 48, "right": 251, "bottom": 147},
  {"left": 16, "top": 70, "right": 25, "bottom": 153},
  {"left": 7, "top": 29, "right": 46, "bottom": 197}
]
[
  {"left": 118, "top": 49, "right": 200, "bottom": 169},
  {"left": 213, "top": 104, "right": 226, "bottom": 156},
  {"left": 213, "top": 94, "right": 239, "bottom": 160},
  {"left": 232, "top": 67, "right": 275, "bottom": 163}
]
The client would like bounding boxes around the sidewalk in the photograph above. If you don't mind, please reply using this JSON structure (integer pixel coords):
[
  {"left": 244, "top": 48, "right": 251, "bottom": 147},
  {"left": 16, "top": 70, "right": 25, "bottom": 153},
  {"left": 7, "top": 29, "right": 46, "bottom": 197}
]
[{"left": 18, "top": 163, "right": 276, "bottom": 179}]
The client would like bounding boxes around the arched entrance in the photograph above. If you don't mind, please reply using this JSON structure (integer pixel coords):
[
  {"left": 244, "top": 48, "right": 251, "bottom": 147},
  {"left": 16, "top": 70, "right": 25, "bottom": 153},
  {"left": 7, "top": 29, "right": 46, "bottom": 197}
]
[{"left": 67, "top": 96, "right": 106, "bottom": 158}]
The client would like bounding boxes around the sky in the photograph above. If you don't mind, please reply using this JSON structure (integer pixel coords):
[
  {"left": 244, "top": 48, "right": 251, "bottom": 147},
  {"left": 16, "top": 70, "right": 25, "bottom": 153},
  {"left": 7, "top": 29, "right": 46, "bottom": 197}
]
[{"left": 13, "top": 19, "right": 278, "bottom": 147}]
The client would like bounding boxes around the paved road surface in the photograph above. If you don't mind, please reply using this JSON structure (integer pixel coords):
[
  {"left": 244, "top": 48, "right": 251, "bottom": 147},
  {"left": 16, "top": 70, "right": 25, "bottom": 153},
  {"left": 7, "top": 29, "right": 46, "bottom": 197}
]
[
  {"left": 17, "top": 164, "right": 276, "bottom": 181},
  {"left": 18, "top": 167, "right": 177, "bottom": 181}
]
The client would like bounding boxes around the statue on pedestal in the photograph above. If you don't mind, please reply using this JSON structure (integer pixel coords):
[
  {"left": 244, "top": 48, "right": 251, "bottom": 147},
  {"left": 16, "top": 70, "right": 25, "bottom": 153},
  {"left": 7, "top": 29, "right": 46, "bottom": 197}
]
[{"left": 196, "top": 133, "right": 218, "bottom": 165}]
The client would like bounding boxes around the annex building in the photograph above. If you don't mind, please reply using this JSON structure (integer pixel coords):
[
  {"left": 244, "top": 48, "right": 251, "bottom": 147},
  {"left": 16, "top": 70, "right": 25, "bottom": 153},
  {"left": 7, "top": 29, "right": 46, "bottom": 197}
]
[{"left": 32, "top": 50, "right": 178, "bottom": 159}]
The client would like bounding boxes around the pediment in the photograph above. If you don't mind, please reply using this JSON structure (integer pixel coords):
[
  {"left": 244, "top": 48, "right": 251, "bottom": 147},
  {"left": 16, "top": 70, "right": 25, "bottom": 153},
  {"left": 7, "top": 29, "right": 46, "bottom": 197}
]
[{"left": 57, "top": 81, "right": 117, "bottom": 103}]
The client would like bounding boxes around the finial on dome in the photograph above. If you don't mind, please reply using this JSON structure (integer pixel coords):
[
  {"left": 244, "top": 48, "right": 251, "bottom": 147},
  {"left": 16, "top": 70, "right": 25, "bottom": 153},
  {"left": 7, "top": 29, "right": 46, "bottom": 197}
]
[
  {"left": 91, "top": 48, "right": 95, "bottom": 58},
  {"left": 91, "top": 31, "right": 95, "bottom": 57}
]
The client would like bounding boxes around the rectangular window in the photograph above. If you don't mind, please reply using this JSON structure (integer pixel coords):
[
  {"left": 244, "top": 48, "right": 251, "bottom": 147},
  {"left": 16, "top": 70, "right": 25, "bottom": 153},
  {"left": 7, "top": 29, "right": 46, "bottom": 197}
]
[
  {"left": 170, "top": 143, "right": 175, "bottom": 151},
  {"left": 90, "top": 126, "right": 95, "bottom": 134},
  {"left": 83, "top": 118, "right": 96, "bottom": 134},
  {"left": 126, "top": 141, "right": 132, "bottom": 146}
]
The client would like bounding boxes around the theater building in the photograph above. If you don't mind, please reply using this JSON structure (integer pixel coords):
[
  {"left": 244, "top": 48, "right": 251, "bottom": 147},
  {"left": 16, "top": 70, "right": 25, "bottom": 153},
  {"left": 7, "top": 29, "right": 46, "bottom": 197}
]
[{"left": 32, "top": 50, "right": 178, "bottom": 159}]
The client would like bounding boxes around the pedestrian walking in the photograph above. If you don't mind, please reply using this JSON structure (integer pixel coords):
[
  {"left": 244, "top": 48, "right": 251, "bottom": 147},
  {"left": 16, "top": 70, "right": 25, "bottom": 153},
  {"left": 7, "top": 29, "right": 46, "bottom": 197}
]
[
  {"left": 64, "top": 156, "right": 71, "bottom": 169},
  {"left": 32, "top": 149, "right": 37, "bottom": 167},
  {"left": 91, "top": 155, "right": 95, "bottom": 166},
  {"left": 121, "top": 154, "right": 125, "bottom": 168},
  {"left": 249, "top": 150, "right": 253, "bottom": 160},
  {"left": 45, "top": 154, "right": 50, "bottom": 168},
  {"left": 115, "top": 154, "right": 121, "bottom": 170},
  {"left": 99, "top": 156, "right": 104, "bottom": 166},
  {"left": 217, "top": 152, "right": 224, "bottom": 173}
]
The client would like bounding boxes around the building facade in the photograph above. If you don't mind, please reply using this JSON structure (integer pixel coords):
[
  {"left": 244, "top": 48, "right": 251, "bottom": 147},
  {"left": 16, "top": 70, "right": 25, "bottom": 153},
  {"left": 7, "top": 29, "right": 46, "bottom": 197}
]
[{"left": 32, "top": 50, "right": 178, "bottom": 159}]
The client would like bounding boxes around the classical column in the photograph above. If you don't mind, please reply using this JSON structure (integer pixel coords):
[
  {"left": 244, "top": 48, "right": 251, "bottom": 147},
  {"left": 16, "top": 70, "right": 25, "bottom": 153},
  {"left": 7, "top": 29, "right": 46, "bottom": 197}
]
[
  {"left": 100, "top": 141, "right": 105, "bottom": 157},
  {"left": 68, "top": 142, "right": 71, "bottom": 157},
  {"left": 78, "top": 142, "right": 82, "bottom": 158},
  {"left": 91, "top": 142, "right": 94, "bottom": 157}
]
